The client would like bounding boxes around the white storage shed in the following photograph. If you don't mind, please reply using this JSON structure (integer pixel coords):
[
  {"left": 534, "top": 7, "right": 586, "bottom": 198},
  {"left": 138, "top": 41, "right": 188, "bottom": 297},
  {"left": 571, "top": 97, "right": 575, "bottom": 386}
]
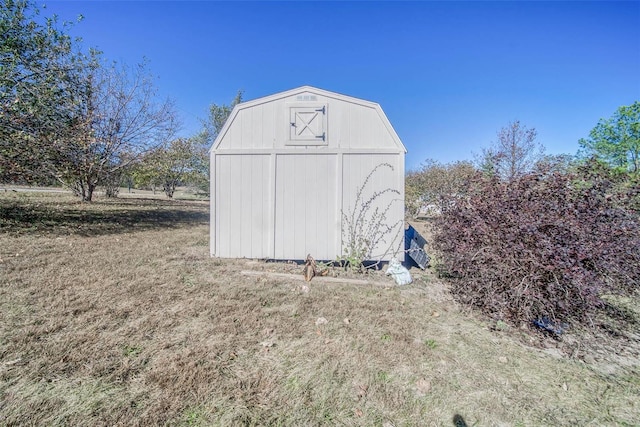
[{"left": 210, "top": 86, "right": 407, "bottom": 261}]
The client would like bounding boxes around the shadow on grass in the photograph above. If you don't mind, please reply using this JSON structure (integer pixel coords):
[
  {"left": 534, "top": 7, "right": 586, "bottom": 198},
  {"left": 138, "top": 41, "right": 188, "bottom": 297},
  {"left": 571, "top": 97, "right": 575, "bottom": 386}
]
[{"left": 0, "top": 196, "right": 209, "bottom": 237}]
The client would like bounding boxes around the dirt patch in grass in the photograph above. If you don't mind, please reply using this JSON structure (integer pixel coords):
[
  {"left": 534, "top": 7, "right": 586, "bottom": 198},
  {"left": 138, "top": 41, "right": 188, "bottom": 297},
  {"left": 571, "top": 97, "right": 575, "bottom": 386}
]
[{"left": 1, "top": 193, "right": 638, "bottom": 426}]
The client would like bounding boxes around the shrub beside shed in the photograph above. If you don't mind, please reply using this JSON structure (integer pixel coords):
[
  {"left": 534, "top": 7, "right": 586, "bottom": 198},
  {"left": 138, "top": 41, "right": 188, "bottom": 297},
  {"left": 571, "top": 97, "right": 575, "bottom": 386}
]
[{"left": 209, "top": 86, "right": 407, "bottom": 261}]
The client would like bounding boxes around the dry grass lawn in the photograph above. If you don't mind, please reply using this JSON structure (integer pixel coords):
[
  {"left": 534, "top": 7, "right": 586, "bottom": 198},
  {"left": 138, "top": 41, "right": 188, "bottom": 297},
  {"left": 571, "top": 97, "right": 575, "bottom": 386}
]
[{"left": 1, "top": 191, "right": 639, "bottom": 426}]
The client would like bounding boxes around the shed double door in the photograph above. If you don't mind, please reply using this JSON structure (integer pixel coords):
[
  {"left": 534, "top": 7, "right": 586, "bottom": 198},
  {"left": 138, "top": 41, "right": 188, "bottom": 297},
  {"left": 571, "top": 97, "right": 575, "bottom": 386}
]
[{"left": 273, "top": 154, "right": 338, "bottom": 260}]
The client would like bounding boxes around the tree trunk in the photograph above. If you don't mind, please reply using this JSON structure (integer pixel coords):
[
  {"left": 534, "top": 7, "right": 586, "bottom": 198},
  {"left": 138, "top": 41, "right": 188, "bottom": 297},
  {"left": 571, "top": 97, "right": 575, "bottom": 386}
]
[
  {"left": 104, "top": 184, "right": 119, "bottom": 198},
  {"left": 163, "top": 181, "right": 175, "bottom": 198},
  {"left": 84, "top": 183, "right": 96, "bottom": 201}
]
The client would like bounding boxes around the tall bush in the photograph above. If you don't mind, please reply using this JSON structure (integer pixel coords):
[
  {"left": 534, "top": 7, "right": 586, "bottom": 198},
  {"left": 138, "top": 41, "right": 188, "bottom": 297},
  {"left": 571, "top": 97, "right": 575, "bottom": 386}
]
[{"left": 433, "top": 167, "right": 640, "bottom": 326}]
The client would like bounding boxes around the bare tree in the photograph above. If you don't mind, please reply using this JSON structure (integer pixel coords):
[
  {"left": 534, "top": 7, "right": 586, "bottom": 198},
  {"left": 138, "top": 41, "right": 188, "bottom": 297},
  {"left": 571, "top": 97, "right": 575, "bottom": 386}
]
[
  {"left": 54, "top": 60, "right": 178, "bottom": 201},
  {"left": 480, "top": 121, "right": 544, "bottom": 181}
]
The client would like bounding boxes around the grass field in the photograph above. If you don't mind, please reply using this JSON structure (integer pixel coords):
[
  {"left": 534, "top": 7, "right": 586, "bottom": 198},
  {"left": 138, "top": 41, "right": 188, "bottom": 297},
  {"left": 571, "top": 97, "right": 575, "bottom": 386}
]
[{"left": 1, "top": 192, "right": 639, "bottom": 426}]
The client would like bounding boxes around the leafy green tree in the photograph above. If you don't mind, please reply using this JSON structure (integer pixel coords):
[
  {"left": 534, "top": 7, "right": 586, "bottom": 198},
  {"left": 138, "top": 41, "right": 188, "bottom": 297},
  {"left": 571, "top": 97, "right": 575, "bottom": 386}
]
[
  {"left": 130, "top": 159, "right": 160, "bottom": 193},
  {"left": 579, "top": 101, "right": 640, "bottom": 175},
  {"left": 0, "top": 0, "right": 84, "bottom": 182},
  {"left": 180, "top": 89, "right": 243, "bottom": 197},
  {"left": 202, "top": 90, "right": 243, "bottom": 145},
  {"left": 133, "top": 137, "right": 207, "bottom": 198},
  {"left": 185, "top": 129, "right": 210, "bottom": 194}
]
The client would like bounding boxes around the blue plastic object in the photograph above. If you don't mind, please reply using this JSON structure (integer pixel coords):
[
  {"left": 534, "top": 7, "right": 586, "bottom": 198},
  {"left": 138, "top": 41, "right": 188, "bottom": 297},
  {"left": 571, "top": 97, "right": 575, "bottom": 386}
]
[
  {"left": 405, "top": 225, "right": 430, "bottom": 269},
  {"left": 533, "top": 317, "right": 568, "bottom": 335}
]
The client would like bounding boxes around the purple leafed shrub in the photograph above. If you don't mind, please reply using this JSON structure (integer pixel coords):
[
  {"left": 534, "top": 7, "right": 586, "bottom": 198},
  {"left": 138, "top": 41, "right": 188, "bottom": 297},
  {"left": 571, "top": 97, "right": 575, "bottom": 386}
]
[{"left": 433, "top": 167, "right": 640, "bottom": 326}]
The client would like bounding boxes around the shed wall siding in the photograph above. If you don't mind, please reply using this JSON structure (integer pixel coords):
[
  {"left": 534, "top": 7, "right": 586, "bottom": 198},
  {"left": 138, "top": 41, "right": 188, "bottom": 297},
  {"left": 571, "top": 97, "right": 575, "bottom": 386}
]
[
  {"left": 214, "top": 154, "right": 270, "bottom": 258},
  {"left": 342, "top": 154, "right": 405, "bottom": 260}
]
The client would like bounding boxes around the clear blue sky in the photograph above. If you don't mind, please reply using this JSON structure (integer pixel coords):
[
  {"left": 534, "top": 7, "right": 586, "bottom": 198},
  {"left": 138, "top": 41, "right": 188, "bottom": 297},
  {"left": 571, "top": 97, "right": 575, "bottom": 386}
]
[{"left": 44, "top": 1, "right": 640, "bottom": 170}]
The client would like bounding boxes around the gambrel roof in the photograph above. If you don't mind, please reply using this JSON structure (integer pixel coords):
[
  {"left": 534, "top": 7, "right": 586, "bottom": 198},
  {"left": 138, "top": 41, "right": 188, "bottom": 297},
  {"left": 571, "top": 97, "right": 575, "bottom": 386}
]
[{"left": 210, "top": 85, "right": 406, "bottom": 153}]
